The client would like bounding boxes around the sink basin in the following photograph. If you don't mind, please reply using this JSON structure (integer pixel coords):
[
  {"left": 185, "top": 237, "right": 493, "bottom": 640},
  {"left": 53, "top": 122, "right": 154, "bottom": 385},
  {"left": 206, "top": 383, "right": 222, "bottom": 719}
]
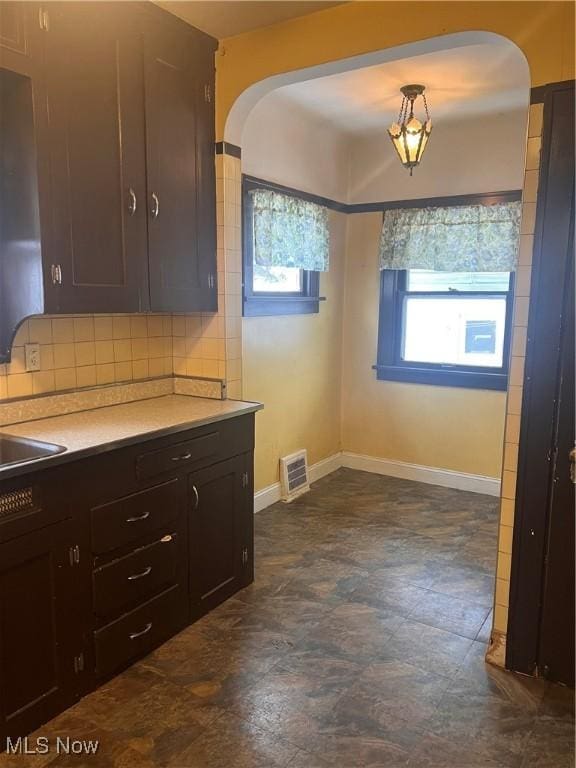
[{"left": 0, "top": 434, "right": 66, "bottom": 467}]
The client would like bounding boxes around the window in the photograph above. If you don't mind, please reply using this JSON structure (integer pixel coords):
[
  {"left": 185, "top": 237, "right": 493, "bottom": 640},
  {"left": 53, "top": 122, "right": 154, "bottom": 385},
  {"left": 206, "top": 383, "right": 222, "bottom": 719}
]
[
  {"left": 376, "top": 269, "right": 514, "bottom": 389},
  {"left": 375, "top": 196, "right": 521, "bottom": 390},
  {"left": 242, "top": 177, "right": 328, "bottom": 316}
]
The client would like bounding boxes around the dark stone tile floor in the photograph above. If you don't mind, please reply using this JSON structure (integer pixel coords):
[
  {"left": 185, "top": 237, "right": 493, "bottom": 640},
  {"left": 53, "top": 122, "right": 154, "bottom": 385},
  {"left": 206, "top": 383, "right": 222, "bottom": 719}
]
[{"left": 4, "top": 469, "right": 574, "bottom": 767}]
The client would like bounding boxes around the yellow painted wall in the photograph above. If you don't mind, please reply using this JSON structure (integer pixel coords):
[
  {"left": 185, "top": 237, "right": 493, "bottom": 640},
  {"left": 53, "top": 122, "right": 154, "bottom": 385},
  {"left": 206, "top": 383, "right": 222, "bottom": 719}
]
[
  {"left": 219, "top": 0, "right": 575, "bottom": 657},
  {"left": 243, "top": 212, "right": 346, "bottom": 490},
  {"left": 217, "top": 1, "right": 574, "bottom": 139},
  {"left": 341, "top": 213, "right": 506, "bottom": 479}
]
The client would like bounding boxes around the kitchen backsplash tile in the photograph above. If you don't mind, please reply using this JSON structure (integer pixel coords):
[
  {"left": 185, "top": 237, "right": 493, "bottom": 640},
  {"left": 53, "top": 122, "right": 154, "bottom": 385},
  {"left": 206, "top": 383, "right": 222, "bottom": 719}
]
[{"left": 0, "top": 313, "right": 223, "bottom": 403}]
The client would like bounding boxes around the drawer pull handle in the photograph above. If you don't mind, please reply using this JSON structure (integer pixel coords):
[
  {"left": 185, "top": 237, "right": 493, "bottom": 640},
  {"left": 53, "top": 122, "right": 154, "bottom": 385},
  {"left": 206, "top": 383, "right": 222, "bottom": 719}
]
[
  {"left": 172, "top": 452, "right": 192, "bottom": 462},
  {"left": 127, "top": 566, "right": 152, "bottom": 581},
  {"left": 129, "top": 622, "right": 152, "bottom": 640},
  {"left": 126, "top": 510, "right": 150, "bottom": 523},
  {"left": 151, "top": 192, "right": 160, "bottom": 218},
  {"left": 128, "top": 187, "right": 137, "bottom": 216},
  {"left": 191, "top": 484, "right": 199, "bottom": 511}
]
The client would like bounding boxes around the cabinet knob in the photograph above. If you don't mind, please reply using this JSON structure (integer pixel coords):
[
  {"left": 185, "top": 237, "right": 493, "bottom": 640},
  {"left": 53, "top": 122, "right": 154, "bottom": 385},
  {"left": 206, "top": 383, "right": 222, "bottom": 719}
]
[{"left": 151, "top": 192, "right": 160, "bottom": 218}]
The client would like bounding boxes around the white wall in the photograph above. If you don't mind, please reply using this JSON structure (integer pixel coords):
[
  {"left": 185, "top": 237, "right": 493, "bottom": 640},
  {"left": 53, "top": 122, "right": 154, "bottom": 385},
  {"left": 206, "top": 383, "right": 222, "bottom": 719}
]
[
  {"left": 241, "top": 90, "right": 351, "bottom": 202},
  {"left": 348, "top": 110, "right": 527, "bottom": 203}
]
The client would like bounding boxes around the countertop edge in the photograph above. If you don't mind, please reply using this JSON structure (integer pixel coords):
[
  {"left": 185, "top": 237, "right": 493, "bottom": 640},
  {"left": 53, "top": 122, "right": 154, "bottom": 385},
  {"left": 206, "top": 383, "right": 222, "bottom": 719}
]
[{"left": 0, "top": 400, "right": 263, "bottom": 483}]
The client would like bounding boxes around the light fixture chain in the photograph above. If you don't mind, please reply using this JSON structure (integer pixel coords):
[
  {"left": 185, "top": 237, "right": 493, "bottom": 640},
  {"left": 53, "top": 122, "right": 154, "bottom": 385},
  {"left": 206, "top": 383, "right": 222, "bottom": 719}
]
[
  {"left": 397, "top": 96, "right": 406, "bottom": 125},
  {"left": 422, "top": 92, "right": 430, "bottom": 120}
]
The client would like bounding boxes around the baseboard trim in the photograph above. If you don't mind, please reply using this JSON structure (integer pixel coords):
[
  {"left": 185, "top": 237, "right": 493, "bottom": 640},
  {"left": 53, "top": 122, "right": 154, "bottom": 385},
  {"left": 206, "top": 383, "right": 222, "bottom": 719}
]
[
  {"left": 308, "top": 452, "right": 342, "bottom": 483},
  {"left": 253, "top": 482, "right": 282, "bottom": 513},
  {"left": 340, "top": 452, "right": 501, "bottom": 496},
  {"left": 254, "top": 450, "right": 501, "bottom": 512}
]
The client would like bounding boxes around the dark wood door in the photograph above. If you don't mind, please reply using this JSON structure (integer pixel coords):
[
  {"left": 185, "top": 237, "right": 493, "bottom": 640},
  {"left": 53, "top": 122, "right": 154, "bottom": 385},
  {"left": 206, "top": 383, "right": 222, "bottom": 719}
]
[
  {"left": 507, "top": 83, "right": 575, "bottom": 685},
  {"left": 143, "top": 19, "right": 217, "bottom": 312},
  {"left": 537, "top": 204, "right": 575, "bottom": 686},
  {"left": 0, "top": 519, "right": 88, "bottom": 740},
  {"left": 188, "top": 455, "right": 249, "bottom": 618},
  {"left": 44, "top": 2, "right": 148, "bottom": 313}
]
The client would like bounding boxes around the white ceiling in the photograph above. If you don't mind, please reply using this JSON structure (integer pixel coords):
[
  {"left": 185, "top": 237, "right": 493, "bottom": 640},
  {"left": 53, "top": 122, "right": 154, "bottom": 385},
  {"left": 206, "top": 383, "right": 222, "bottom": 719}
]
[
  {"left": 272, "top": 41, "right": 530, "bottom": 135},
  {"left": 157, "top": 1, "right": 344, "bottom": 39}
]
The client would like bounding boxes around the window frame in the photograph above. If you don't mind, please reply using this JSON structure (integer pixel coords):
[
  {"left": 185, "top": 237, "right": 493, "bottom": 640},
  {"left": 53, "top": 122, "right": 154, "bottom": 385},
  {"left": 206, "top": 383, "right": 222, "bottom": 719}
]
[
  {"left": 375, "top": 268, "right": 515, "bottom": 390},
  {"left": 242, "top": 176, "right": 323, "bottom": 317},
  {"left": 374, "top": 191, "right": 523, "bottom": 391}
]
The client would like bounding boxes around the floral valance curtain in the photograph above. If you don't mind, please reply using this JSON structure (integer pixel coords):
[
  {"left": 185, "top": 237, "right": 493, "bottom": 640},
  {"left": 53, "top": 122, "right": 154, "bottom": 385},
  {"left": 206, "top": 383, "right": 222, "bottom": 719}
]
[
  {"left": 250, "top": 189, "right": 330, "bottom": 272},
  {"left": 379, "top": 201, "right": 522, "bottom": 272}
]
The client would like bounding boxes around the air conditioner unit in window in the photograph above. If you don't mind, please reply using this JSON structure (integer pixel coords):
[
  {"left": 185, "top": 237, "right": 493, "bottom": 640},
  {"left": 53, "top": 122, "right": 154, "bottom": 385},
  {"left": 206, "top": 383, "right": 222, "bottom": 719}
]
[{"left": 280, "top": 449, "right": 310, "bottom": 502}]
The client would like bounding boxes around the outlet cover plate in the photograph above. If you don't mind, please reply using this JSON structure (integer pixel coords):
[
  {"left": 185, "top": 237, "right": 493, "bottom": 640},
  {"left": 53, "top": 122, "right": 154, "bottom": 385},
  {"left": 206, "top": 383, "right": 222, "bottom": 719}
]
[{"left": 25, "top": 343, "right": 41, "bottom": 372}]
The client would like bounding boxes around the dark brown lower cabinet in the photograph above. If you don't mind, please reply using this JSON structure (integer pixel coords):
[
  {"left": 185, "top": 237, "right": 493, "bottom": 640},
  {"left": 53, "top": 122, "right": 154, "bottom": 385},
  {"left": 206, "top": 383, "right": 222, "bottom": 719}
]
[
  {"left": 0, "top": 412, "right": 256, "bottom": 745},
  {"left": 189, "top": 454, "right": 252, "bottom": 619},
  {"left": 0, "top": 519, "right": 88, "bottom": 741}
]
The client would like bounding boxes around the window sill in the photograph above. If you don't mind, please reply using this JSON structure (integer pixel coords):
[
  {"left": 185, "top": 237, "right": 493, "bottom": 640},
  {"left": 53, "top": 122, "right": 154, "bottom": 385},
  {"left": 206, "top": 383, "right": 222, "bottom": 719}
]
[
  {"left": 243, "top": 296, "right": 325, "bottom": 317},
  {"left": 373, "top": 364, "right": 508, "bottom": 391}
]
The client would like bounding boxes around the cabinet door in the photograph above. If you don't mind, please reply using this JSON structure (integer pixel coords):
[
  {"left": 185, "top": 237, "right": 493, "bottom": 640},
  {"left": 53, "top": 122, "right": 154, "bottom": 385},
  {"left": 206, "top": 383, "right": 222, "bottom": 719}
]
[
  {"left": 188, "top": 455, "right": 251, "bottom": 618},
  {"left": 44, "top": 2, "right": 148, "bottom": 313},
  {"left": 0, "top": 520, "right": 88, "bottom": 740},
  {"left": 0, "top": 2, "right": 39, "bottom": 75},
  {"left": 0, "top": 2, "right": 53, "bottom": 356},
  {"left": 194, "top": 37, "right": 218, "bottom": 312},
  {"left": 143, "top": 20, "right": 216, "bottom": 312}
]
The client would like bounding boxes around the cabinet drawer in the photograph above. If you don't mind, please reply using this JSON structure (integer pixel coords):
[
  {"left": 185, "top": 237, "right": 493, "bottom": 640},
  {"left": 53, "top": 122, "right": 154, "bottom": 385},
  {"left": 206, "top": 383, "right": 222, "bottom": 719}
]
[
  {"left": 94, "top": 585, "right": 182, "bottom": 679},
  {"left": 93, "top": 532, "right": 179, "bottom": 621},
  {"left": 136, "top": 431, "right": 219, "bottom": 481},
  {"left": 91, "top": 479, "right": 179, "bottom": 555}
]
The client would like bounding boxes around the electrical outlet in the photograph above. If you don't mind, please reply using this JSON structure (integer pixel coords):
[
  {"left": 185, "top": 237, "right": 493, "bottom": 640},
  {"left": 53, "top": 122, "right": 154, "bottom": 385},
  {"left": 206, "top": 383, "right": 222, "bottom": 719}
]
[{"left": 25, "top": 343, "right": 41, "bottom": 372}]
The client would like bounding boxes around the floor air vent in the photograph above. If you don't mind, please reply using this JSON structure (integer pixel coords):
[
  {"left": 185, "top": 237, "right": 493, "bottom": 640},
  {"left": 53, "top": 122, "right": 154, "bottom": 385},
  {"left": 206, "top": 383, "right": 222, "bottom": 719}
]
[{"left": 280, "top": 449, "right": 310, "bottom": 502}]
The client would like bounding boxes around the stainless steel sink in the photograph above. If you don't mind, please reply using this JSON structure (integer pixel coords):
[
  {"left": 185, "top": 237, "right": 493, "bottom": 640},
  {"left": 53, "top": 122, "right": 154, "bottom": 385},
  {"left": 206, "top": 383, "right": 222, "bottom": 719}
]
[{"left": 0, "top": 434, "right": 66, "bottom": 467}]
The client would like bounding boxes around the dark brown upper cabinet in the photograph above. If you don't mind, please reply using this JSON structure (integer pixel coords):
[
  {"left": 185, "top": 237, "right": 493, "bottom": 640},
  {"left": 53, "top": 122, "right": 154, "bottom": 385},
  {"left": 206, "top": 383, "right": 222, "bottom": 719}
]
[
  {"left": 0, "top": 3, "right": 49, "bottom": 360},
  {"left": 143, "top": 16, "right": 217, "bottom": 313},
  {"left": 194, "top": 35, "right": 219, "bottom": 312},
  {"left": 44, "top": 2, "right": 148, "bottom": 314},
  {"left": 0, "top": 2, "right": 217, "bottom": 361},
  {"left": 0, "top": 2, "right": 35, "bottom": 68}
]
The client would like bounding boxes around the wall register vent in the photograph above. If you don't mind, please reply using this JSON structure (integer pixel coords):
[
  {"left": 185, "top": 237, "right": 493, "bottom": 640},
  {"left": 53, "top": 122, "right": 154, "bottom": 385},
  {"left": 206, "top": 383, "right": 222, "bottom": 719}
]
[{"left": 280, "top": 449, "right": 310, "bottom": 502}]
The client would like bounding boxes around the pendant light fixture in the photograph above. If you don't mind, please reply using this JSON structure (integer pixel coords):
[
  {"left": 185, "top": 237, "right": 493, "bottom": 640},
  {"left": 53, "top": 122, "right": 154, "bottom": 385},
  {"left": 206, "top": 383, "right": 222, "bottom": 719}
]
[{"left": 388, "top": 84, "right": 432, "bottom": 175}]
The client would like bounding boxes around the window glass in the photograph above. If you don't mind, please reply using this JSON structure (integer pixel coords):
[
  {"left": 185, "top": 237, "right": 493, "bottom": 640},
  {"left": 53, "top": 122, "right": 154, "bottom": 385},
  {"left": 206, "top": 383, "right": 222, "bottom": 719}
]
[
  {"left": 252, "top": 264, "right": 302, "bottom": 293},
  {"left": 406, "top": 270, "right": 511, "bottom": 292},
  {"left": 402, "top": 295, "right": 507, "bottom": 368}
]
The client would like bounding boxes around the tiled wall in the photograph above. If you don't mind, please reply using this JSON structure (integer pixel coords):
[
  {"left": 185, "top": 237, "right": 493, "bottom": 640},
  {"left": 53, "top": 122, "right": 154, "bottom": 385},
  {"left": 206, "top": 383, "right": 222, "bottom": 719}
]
[
  {"left": 216, "top": 152, "right": 243, "bottom": 400},
  {"left": 0, "top": 154, "right": 243, "bottom": 404},
  {"left": 171, "top": 152, "right": 243, "bottom": 399},
  {"left": 0, "top": 314, "right": 175, "bottom": 400},
  {"left": 493, "top": 102, "right": 543, "bottom": 638}
]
